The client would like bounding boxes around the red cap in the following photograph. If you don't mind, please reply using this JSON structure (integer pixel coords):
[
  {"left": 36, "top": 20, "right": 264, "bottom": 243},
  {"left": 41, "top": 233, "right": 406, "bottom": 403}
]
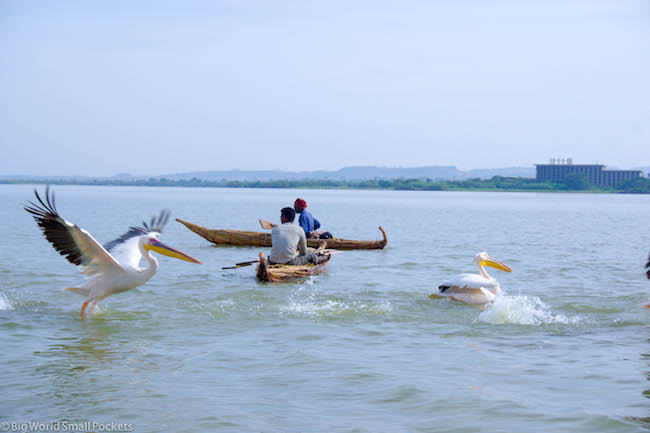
[{"left": 294, "top": 198, "right": 307, "bottom": 209}]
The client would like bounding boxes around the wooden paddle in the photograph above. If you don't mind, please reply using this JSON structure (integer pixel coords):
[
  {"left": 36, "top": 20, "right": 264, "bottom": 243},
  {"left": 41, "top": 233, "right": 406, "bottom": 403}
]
[
  {"left": 259, "top": 219, "right": 275, "bottom": 230},
  {"left": 222, "top": 260, "right": 259, "bottom": 270}
]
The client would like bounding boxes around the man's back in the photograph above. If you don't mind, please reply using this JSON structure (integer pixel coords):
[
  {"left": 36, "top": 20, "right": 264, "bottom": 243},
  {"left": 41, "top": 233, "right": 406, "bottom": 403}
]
[
  {"left": 270, "top": 223, "right": 307, "bottom": 264},
  {"left": 298, "top": 210, "right": 320, "bottom": 234}
]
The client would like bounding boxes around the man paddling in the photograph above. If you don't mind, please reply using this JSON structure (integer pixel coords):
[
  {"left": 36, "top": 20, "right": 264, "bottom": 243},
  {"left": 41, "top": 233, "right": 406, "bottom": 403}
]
[
  {"left": 269, "top": 207, "right": 330, "bottom": 266},
  {"left": 294, "top": 198, "right": 331, "bottom": 239}
]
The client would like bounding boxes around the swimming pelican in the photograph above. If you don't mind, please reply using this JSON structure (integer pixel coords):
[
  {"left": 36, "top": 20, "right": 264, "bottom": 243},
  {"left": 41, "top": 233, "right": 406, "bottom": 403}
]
[
  {"left": 25, "top": 187, "right": 202, "bottom": 315},
  {"left": 431, "top": 252, "right": 512, "bottom": 304}
]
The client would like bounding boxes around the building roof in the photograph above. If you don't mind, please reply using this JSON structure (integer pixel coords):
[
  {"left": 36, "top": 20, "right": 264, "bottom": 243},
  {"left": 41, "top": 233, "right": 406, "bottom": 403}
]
[{"left": 534, "top": 164, "right": 605, "bottom": 167}]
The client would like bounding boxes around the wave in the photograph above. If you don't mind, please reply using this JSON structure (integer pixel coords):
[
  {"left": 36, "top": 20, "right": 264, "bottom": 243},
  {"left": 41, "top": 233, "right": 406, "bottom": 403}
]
[
  {"left": 0, "top": 293, "right": 12, "bottom": 310},
  {"left": 478, "top": 295, "right": 583, "bottom": 325}
]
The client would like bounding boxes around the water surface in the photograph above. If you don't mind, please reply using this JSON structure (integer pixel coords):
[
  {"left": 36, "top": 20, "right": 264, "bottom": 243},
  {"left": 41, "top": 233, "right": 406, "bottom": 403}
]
[{"left": 1, "top": 185, "right": 649, "bottom": 432}]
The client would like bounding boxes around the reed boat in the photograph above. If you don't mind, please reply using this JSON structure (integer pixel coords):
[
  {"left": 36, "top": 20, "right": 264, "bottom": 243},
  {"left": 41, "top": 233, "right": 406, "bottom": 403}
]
[
  {"left": 176, "top": 219, "right": 387, "bottom": 250},
  {"left": 256, "top": 253, "right": 329, "bottom": 282}
]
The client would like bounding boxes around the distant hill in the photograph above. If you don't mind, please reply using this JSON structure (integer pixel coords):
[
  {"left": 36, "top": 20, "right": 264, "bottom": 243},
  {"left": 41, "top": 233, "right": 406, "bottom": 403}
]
[
  {"left": 5, "top": 166, "right": 648, "bottom": 183},
  {"left": 160, "top": 165, "right": 536, "bottom": 181},
  {"left": 0, "top": 166, "right": 553, "bottom": 182},
  {"left": 0, "top": 174, "right": 99, "bottom": 181},
  {"left": 464, "top": 167, "right": 536, "bottom": 179}
]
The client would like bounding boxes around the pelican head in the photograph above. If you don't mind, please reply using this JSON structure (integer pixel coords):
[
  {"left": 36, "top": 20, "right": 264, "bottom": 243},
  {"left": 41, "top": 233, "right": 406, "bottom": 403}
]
[
  {"left": 472, "top": 252, "right": 512, "bottom": 273},
  {"left": 142, "top": 234, "right": 203, "bottom": 264}
]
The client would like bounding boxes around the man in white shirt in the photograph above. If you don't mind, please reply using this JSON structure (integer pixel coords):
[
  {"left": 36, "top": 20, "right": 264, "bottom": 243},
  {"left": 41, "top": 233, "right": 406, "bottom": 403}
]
[{"left": 269, "top": 207, "right": 330, "bottom": 266}]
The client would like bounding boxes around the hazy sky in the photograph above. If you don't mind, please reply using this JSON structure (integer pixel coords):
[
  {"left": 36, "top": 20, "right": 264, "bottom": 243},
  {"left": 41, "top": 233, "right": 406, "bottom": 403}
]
[{"left": 1, "top": 0, "right": 649, "bottom": 176}]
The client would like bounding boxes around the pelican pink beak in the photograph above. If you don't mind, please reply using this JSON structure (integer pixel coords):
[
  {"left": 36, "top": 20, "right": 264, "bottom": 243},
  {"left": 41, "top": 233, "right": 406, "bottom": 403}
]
[{"left": 146, "top": 239, "right": 203, "bottom": 264}]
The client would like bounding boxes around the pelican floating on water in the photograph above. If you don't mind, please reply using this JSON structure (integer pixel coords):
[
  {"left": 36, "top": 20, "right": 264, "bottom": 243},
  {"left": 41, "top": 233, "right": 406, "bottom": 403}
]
[
  {"left": 25, "top": 187, "right": 202, "bottom": 315},
  {"left": 431, "top": 252, "right": 512, "bottom": 305}
]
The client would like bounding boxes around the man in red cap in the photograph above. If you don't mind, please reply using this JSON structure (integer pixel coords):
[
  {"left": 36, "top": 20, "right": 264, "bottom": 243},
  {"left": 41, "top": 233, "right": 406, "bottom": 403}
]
[{"left": 294, "top": 198, "right": 322, "bottom": 238}]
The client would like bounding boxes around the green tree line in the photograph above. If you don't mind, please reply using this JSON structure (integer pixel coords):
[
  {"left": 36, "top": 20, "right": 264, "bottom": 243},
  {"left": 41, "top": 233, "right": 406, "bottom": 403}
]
[{"left": 2, "top": 173, "right": 649, "bottom": 193}]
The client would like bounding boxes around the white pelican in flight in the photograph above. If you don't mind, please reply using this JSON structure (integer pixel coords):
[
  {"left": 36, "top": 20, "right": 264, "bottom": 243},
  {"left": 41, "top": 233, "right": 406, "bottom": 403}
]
[
  {"left": 431, "top": 252, "right": 512, "bottom": 305},
  {"left": 25, "top": 187, "right": 202, "bottom": 315}
]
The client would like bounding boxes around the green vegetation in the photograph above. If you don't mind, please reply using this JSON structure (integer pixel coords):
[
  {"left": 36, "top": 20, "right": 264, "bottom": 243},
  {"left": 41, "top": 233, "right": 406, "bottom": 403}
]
[
  {"left": 559, "top": 173, "right": 593, "bottom": 191},
  {"left": 618, "top": 177, "right": 650, "bottom": 194},
  {"left": 2, "top": 175, "right": 649, "bottom": 193}
]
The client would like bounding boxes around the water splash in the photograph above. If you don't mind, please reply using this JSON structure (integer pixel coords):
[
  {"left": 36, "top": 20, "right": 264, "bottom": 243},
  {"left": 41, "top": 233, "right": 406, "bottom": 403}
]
[
  {"left": 478, "top": 295, "right": 582, "bottom": 325},
  {"left": 280, "top": 299, "right": 394, "bottom": 319},
  {"left": 279, "top": 282, "right": 394, "bottom": 319},
  {"left": 0, "top": 293, "right": 12, "bottom": 310}
]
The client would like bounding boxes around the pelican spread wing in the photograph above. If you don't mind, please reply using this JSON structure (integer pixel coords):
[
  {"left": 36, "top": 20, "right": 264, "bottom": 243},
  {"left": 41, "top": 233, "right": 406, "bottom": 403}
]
[
  {"left": 104, "top": 210, "right": 170, "bottom": 269},
  {"left": 24, "top": 187, "right": 121, "bottom": 276}
]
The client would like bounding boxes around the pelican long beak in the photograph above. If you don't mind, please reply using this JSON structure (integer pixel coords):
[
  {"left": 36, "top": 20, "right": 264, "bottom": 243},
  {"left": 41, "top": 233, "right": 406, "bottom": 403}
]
[
  {"left": 480, "top": 256, "right": 512, "bottom": 272},
  {"left": 146, "top": 239, "right": 203, "bottom": 264}
]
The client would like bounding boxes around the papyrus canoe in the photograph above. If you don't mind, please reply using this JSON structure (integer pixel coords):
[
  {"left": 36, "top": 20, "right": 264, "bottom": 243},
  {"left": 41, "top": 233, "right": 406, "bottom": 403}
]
[
  {"left": 176, "top": 219, "right": 387, "bottom": 250},
  {"left": 256, "top": 253, "right": 328, "bottom": 282}
]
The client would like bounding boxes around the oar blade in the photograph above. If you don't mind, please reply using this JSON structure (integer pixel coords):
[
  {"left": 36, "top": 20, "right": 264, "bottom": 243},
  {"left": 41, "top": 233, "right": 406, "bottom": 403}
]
[{"left": 259, "top": 219, "right": 274, "bottom": 230}]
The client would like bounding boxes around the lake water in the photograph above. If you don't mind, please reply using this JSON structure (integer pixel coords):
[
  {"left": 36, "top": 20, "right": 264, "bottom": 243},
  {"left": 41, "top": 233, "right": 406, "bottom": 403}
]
[{"left": 1, "top": 184, "right": 649, "bottom": 432}]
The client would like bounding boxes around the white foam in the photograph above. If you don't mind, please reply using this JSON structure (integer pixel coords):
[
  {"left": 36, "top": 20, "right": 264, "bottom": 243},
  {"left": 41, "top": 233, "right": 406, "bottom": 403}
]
[
  {"left": 478, "top": 295, "right": 582, "bottom": 325},
  {"left": 0, "top": 293, "right": 12, "bottom": 310},
  {"left": 199, "top": 299, "right": 236, "bottom": 315},
  {"left": 213, "top": 299, "right": 236, "bottom": 309},
  {"left": 280, "top": 299, "right": 393, "bottom": 318}
]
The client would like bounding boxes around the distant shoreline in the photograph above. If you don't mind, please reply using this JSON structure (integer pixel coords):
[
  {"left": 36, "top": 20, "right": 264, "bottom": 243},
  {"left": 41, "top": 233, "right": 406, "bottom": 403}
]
[{"left": 1, "top": 176, "right": 649, "bottom": 194}]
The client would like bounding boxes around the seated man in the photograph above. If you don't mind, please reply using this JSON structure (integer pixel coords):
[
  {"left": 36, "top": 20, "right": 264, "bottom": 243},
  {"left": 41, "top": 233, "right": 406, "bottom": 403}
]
[
  {"left": 294, "top": 198, "right": 326, "bottom": 239},
  {"left": 269, "top": 207, "right": 330, "bottom": 266}
]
